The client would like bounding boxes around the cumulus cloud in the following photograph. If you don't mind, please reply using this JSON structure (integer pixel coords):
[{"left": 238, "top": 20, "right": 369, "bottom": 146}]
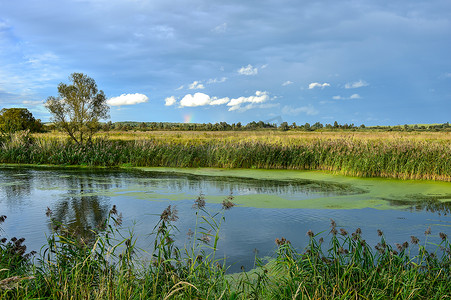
[
  {"left": 165, "top": 96, "right": 176, "bottom": 106},
  {"left": 188, "top": 81, "right": 205, "bottom": 90},
  {"left": 345, "top": 80, "right": 368, "bottom": 89},
  {"left": 282, "top": 105, "right": 318, "bottom": 116},
  {"left": 210, "top": 97, "right": 230, "bottom": 105},
  {"left": 107, "top": 93, "right": 149, "bottom": 106},
  {"left": 179, "top": 93, "right": 229, "bottom": 107},
  {"left": 238, "top": 64, "right": 258, "bottom": 76},
  {"left": 308, "top": 82, "right": 330, "bottom": 89},
  {"left": 227, "top": 91, "right": 270, "bottom": 111},
  {"left": 282, "top": 80, "right": 293, "bottom": 86}
]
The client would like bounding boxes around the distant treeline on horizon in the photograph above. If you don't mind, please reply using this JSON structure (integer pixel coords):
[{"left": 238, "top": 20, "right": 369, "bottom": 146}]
[{"left": 62, "top": 120, "right": 450, "bottom": 132}]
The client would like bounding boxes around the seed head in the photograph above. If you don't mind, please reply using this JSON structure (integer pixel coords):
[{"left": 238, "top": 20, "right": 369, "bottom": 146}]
[
  {"left": 424, "top": 227, "right": 431, "bottom": 235},
  {"left": 110, "top": 205, "right": 118, "bottom": 215},
  {"left": 0, "top": 215, "right": 7, "bottom": 223},
  {"left": 45, "top": 207, "right": 53, "bottom": 217},
  {"left": 439, "top": 232, "right": 448, "bottom": 241},
  {"left": 222, "top": 194, "right": 236, "bottom": 210},
  {"left": 193, "top": 193, "right": 206, "bottom": 209},
  {"left": 340, "top": 228, "right": 348, "bottom": 236},
  {"left": 411, "top": 236, "right": 419, "bottom": 245},
  {"left": 160, "top": 205, "right": 179, "bottom": 222},
  {"left": 377, "top": 229, "right": 383, "bottom": 237},
  {"left": 330, "top": 219, "right": 336, "bottom": 228},
  {"left": 306, "top": 230, "right": 314, "bottom": 238}
]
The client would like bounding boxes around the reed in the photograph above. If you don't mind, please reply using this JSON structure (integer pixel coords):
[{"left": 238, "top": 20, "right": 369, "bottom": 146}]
[
  {"left": 1, "top": 131, "right": 450, "bottom": 181},
  {"left": 0, "top": 198, "right": 450, "bottom": 299}
]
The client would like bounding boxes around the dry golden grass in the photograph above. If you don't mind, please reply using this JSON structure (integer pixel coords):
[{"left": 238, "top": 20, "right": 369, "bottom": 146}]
[{"left": 33, "top": 130, "right": 451, "bottom": 144}]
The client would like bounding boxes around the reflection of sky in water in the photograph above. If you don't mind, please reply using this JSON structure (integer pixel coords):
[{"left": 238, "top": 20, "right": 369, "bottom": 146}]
[{"left": 0, "top": 167, "right": 450, "bottom": 273}]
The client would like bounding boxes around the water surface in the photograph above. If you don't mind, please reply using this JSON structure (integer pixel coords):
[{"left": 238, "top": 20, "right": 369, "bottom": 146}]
[{"left": 0, "top": 166, "right": 450, "bottom": 273}]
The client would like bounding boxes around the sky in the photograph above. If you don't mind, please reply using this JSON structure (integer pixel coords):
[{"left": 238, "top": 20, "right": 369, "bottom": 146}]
[{"left": 0, "top": 0, "right": 450, "bottom": 126}]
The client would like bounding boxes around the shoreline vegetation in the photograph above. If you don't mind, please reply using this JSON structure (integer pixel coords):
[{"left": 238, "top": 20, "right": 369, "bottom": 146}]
[
  {"left": 0, "top": 130, "right": 450, "bottom": 181},
  {"left": 1, "top": 199, "right": 450, "bottom": 299}
]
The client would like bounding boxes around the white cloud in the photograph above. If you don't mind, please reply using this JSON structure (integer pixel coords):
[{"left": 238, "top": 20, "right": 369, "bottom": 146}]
[
  {"left": 22, "top": 100, "right": 43, "bottom": 106},
  {"left": 345, "top": 80, "right": 369, "bottom": 89},
  {"left": 180, "top": 93, "right": 211, "bottom": 107},
  {"left": 308, "top": 82, "right": 330, "bottom": 89},
  {"left": 238, "top": 64, "right": 258, "bottom": 76},
  {"left": 210, "top": 97, "right": 230, "bottom": 105},
  {"left": 179, "top": 93, "right": 229, "bottom": 107},
  {"left": 164, "top": 96, "right": 176, "bottom": 106},
  {"left": 282, "top": 105, "right": 318, "bottom": 116},
  {"left": 207, "top": 77, "right": 227, "bottom": 84},
  {"left": 107, "top": 93, "right": 149, "bottom": 106},
  {"left": 227, "top": 91, "right": 270, "bottom": 111},
  {"left": 282, "top": 80, "right": 293, "bottom": 86},
  {"left": 332, "top": 94, "right": 361, "bottom": 100},
  {"left": 188, "top": 81, "right": 205, "bottom": 90},
  {"left": 176, "top": 85, "right": 184, "bottom": 90},
  {"left": 212, "top": 23, "right": 227, "bottom": 33}
]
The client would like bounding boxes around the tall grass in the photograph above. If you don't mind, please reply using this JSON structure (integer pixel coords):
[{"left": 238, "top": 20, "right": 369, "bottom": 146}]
[
  {"left": 1, "top": 198, "right": 450, "bottom": 299},
  {"left": 1, "top": 131, "right": 450, "bottom": 181}
]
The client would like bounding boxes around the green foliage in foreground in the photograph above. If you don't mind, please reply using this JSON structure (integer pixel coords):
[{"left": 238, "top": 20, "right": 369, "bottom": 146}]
[
  {"left": 1, "top": 132, "right": 450, "bottom": 181},
  {"left": 1, "top": 197, "right": 451, "bottom": 299}
]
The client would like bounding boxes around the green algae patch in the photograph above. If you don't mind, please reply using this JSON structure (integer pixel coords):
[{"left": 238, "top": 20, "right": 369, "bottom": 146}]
[{"left": 133, "top": 167, "right": 451, "bottom": 210}]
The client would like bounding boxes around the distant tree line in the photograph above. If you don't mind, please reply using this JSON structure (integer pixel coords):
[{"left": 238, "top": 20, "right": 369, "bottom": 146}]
[{"left": 91, "top": 120, "right": 451, "bottom": 132}]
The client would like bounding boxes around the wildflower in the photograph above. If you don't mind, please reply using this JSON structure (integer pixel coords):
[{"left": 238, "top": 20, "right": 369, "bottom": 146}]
[
  {"left": 306, "top": 229, "right": 314, "bottom": 238},
  {"left": 411, "top": 236, "right": 419, "bottom": 245},
  {"left": 439, "top": 232, "right": 448, "bottom": 241}
]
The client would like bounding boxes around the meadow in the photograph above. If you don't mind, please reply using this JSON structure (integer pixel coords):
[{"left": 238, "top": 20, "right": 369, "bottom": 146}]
[{"left": 1, "top": 130, "right": 449, "bottom": 181}]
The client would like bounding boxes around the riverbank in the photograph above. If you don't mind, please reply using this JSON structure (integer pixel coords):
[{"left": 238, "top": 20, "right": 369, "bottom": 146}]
[{"left": 1, "top": 131, "right": 450, "bottom": 181}]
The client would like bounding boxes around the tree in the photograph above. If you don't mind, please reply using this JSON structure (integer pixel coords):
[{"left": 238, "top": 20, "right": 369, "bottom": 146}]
[
  {"left": 45, "top": 73, "right": 109, "bottom": 145},
  {"left": 0, "top": 108, "right": 43, "bottom": 133}
]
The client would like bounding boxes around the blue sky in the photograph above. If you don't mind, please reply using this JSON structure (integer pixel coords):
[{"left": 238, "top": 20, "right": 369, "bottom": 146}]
[{"left": 0, "top": 0, "right": 450, "bottom": 125}]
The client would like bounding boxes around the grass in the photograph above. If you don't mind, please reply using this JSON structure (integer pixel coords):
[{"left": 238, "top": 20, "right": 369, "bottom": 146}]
[
  {"left": 0, "top": 197, "right": 450, "bottom": 299},
  {"left": 1, "top": 130, "right": 450, "bottom": 181}
]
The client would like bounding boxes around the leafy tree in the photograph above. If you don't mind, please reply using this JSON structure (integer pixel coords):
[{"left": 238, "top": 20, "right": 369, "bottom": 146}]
[
  {"left": 45, "top": 73, "right": 109, "bottom": 145},
  {"left": 0, "top": 108, "right": 43, "bottom": 133}
]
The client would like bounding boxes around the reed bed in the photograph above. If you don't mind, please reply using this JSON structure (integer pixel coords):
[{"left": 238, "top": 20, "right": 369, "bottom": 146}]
[
  {"left": 2, "top": 131, "right": 450, "bottom": 181},
  {"left": 1, "top": 199, "right": 450, "bottom": 299}
]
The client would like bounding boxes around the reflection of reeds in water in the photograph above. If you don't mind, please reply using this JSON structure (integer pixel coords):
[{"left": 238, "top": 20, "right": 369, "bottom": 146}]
[
  {"left": 386, "top": 194, "right": 451, "bottom": 215},
  {"left": 1, "top": 195, "right": 450, "bottom": 298}
]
